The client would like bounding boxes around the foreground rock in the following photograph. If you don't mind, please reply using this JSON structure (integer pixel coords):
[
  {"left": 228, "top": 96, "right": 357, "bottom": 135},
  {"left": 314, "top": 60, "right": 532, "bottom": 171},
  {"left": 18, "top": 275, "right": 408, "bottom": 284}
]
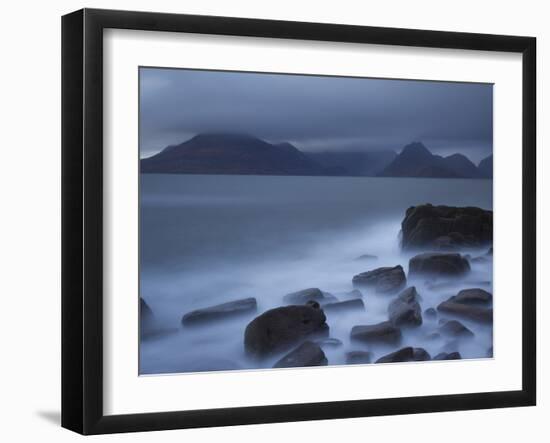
[
  {"left": 401, "top": 204, "right": 493, "bottom": 250},
  {"left": 273, "top": 341, "right": 328, "bottom": 368},
  {"left": 437, "top": 288, "right": 493, "bottom": 323},
  {"left": 140, "top": 297, "right": 154, "bottom": 327},
  {"left": 352, "top": 265, "right": 406, "bottom": 294},
  {"left": 346, "top": 351, "right": 373, "bottom": 365},
  {"left": 323, "top": 299, "right": 365, "bottom": 314},
  {"left": 388, "top": 286, "right": 423, "bottom": 327},
  {"left": 433, "top": 351, "right": 462, "bottom": 360},
  {"left": 376, "top": 347, "right": 431, "bottom": 363},
  {"left": 244, "top": 304, "right": 328, "bottom": 358},
  {"left": 409, "top": 252, "right": 470, "bottom": 278},
  {"left": 424, "top": 307, "right": 437, "bottom": 319},
  {"left": 283, "top": 288, "right": 337, "bottom": 305},
  {"left": 439, "top": 319, "right": 474, "bottom": 338},
  {"left": 350, "top": 321, "right": 402, "bottom": 345},
  {"left": 182, "top": 297, "right": 257, "bottom": 326}
]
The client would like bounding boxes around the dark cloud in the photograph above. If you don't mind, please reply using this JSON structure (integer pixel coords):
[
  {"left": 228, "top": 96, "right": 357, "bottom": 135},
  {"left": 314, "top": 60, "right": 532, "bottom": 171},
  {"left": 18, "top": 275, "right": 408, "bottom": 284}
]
[{"left": 139, "top": 67, "right": 493, "bottom": 163}]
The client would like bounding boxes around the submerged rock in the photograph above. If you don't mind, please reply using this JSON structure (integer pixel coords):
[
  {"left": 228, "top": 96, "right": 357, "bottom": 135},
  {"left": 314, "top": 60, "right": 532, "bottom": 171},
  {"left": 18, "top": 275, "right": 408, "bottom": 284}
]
[
  {"left": 181, "top": 297, "right": 257, "bottom": 326},
  {"left": 355, "top": 254, "right": 378, "bottom": 261},
  {"left": 283, "top": 288, "right": 337, "bottom": 305},
  {"left": 433, "top": 351, "right": 462, "bottom": 360},
  {"left": 424, "top": 307, "right": 437, "bottom": 319},
  {"left": 314, "top": 337, "right": 343, "bottom": 348},
  {"left": 244, "top": 304, "right": 328, "bottom": 358},
  {"left": 346, "top": 351, "right": 373, "bottom": 365},
  {"left": 323, "top": 298, "right": 365, "bottom": 314},
  {"left": 350, "top": 321, "right": 402, "bottom": 345},
  {"left": 400, "top": 204, "right": 493, "bottom": 250},
  {"left": 352, "top": 265, "right": 406, "bottom": 294},
  {"left": 437, "top": 288, "right": 493, "bottom": 323},
  {"left": 408, "top": 252, "right": 470, "bottom": 278},
  {"left": 439, "top": 319, "right": 474, "bottom": 338},
  {"left": 273, "top": 341, "right": 328, "bottom": 368},
  {"left": 388, "top": 286, "right": 423, "bottom": 327}
]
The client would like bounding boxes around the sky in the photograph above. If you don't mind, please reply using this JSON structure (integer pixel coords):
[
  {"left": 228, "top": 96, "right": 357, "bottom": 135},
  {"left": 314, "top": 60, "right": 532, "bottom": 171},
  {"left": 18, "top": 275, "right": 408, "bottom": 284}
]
[{"left": 139, "top": 67, "right": 493, "bottom": 164}]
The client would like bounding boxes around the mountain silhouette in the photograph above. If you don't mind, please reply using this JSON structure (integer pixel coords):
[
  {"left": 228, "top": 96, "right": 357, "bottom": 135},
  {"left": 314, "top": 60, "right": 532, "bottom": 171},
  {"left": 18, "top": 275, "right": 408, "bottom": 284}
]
[{"left": 478, "top": 154, "right": 493, "bottom": 178}]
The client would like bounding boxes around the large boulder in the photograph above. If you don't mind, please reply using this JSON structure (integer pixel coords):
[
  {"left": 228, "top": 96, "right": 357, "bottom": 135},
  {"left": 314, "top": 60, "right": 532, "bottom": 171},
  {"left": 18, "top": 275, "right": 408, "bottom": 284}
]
[
  {"left": 388, "top": 286, "right": 423, "bottom": 327},
  {"left": 350, "top": 321, "right": 402, "bottom": 345},
  {"left": 273, "top": 341, "right": 328, "bottom": 368},
  {"left": 283, "top": 288, "right": 337, "bottom": 305},
  {"left": 437, "top": 288, "right": 493, "bottom": 323},
  {"left": 244, "top": 304, "right": 328, "bottom": 358},
  {"left": 181, "top": 297, "right": 257, "bottom": 326},
  {"left": 433, "top": 351, "right": 462, "bottom": 360},
  {"left": 400, "top": 204, "right": 493, "bottom": 250},
  {"left": 352, "top": 265, "right": 406, "bottom": 294},
  {"left": 408, "top": 252, "right": 470, "bottom": 278}
]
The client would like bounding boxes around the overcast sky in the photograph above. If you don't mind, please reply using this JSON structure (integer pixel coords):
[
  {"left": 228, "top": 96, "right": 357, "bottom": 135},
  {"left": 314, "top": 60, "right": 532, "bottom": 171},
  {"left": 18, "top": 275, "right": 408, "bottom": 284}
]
[{"left": 139, "top": 67, "right": 493, "bottom": 163}]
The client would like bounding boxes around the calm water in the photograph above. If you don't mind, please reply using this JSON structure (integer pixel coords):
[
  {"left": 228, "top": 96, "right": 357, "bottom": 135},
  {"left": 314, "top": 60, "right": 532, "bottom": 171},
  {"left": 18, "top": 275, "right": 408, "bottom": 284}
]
[{"left": 139, "top": 174, "right": 493, "bottom": 374}]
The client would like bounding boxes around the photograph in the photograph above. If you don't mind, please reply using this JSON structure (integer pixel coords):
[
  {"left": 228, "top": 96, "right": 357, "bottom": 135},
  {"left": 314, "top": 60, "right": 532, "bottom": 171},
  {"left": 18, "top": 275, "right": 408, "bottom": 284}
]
[{"left": 138, "top": 67, "right": 494, "bottom": 374}]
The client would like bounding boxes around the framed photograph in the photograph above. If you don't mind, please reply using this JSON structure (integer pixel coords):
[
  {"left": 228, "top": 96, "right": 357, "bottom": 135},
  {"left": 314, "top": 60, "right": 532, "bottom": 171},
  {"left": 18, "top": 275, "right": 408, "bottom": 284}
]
[{"left": 62, "top": 8, "right": 536, "bottom": 435}]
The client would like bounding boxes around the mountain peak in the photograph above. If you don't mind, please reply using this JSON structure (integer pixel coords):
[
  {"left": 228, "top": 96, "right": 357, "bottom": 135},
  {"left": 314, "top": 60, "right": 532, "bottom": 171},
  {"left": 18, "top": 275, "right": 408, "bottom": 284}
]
[{"left": 401, "top": 142, "right": 431, "bottom": 156}]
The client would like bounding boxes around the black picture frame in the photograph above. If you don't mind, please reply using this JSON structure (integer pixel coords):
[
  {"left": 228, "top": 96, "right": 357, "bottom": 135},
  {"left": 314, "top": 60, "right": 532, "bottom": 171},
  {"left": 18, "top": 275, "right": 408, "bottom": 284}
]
[{"left": 62, "top": 8, "right": 536, "bottom": 435}]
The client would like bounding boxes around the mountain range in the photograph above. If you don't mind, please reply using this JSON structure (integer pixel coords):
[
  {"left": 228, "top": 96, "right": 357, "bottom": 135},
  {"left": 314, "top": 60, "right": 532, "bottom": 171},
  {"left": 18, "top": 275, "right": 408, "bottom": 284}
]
[{"left": 141, "top": 133, "right": 492, "bottom": 179}]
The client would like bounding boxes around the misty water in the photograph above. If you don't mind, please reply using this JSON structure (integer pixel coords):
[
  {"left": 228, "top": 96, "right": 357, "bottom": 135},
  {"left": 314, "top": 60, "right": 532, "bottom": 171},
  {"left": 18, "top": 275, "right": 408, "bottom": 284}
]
[{"left": 139, "top": 174, "right": 493, "bottom": 375}]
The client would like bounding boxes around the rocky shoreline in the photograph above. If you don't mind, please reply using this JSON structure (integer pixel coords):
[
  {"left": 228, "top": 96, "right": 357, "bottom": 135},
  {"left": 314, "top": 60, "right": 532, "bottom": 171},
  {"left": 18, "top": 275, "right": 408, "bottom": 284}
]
[{"left": 141, "top": 203, "right": 493, "bottom": 371}]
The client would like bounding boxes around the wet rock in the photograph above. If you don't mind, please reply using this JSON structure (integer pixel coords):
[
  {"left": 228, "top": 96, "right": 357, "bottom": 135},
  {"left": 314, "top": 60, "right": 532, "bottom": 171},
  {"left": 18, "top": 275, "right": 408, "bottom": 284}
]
[
  {"left": 376, "top": 346, "right": 413, "bottom": 363},
  {"left": 434, "top": 351, "right": 462, "bottom": 360},
  {"left": 336, "top": 289, "right": 363, "bottom": 299},
  {"left": 453, "top": 288, "right": 492, "bottom": 305},
  {"left": 439, "top": 319, "right": 474, "bottom": 338},
  {"left": 350, "top": 321, "right": 402, "bottom": 345},
  {"left": 437, "top": 289, "right": 493, "bottom": 323},
  {"left": 323, "top": 298, "right": 365, "bottom": 314},
  {"left": 355, "top": 254, "right": 378, "bottom": 261},
  {"left": 283, "top": 288, "right": 338, "bottom": 305},
  {"left": 388, "top": 286, "right": 423, "bottom": 327},
  {"left": 413, "top": 348, "right": 431, "bottom": 361},
  {"left": 244, "top": 304, "right": 328, "bottom": 358},
  {"left": 314, "top": 338, "right": 343, "bottom": 348},
  {"left": 346, "top": 351, "right": 373, "bottom": 365},
  {"left": 352, "top": 265, "right": 406, "bottom": 294},
  {"left": 409, "top": 252, "right": 470, "bottom": 278},
  {"left": 400, "top": 204, "right": 493, "bottom": 250},
  {"left": 273, "top": 341, "right": 328, "bottom": 368},
  {"left": 182, "top": 297, "right": 257, "bottom": 326},
  {"left": 424, "top": 307, "right": 437, "bottom": 319}
]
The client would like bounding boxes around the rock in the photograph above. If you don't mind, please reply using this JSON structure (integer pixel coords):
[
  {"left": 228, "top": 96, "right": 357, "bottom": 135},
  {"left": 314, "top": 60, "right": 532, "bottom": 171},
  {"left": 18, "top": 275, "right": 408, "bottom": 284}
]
[
  {"left": 487, "top": 247, "right": 493, "bottom": 255},
  {"left": 434, "top": 351, "right": 462, "bottom": 360},
  {"left": 453, "top": 288, "right": 493, "bottom": 305},
  {"left": 283, "top": 288, "right": 337, "bottom": 305},
  {"left": 314, "top": 338, "right": 343, "bottom": 348},
  {"left": 487, "top": 346, "right": 494, "bottom": 357},
  {"left": 350, "top": 321, "right": 402, "bottom": 345},
  {"left": 323, "top": 298, "right": 365, "bottom": 314},
  {"left": 140, "top": 298, "right": 161, "bottom": 339},
  {"left": 182, "top": 297, "right": 257, "bottom": 326},
  {"left": 388, "top": 286, "right": 423, "bottom": 327},
  {"left": 413, "top": 348, "right": 431, "bottom": 361},
  {"left": 346, "top": 351, "right": 373, "bottom": 365},
  {"left": 409, "top": 252, "right": 470, "bottom": 278},
  {"left": 352, "top": 265, "right": 406, "bottom": 294},
  {"left": 439, "top": 319, "right": 474, "bottom": 338},
  {"left": 244, "top": 304, "right": 328, "bottom": 358},
  {"left": 440, "top": 340, "right": 460, "bottom": 353},
  {"left": 437, "top": 289, "right": 493, "bottom": 323},
  {"left": 273, "top": 341, "right": 328, "bottom": 368},
  {"left": 375, "top": 347, "right": 430, "bottom": 363},
  {"left": 400, "top": 204, "right": 493, "bottom": 250},
  {"left": 355, "top": 254, "right": 378, "bottom": 261},
  {"left": 470, "top": 255, "right": 491, "bottom": 264},
  {"left": 424, "top": 307, "right": 437, "bottom": 319}
]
